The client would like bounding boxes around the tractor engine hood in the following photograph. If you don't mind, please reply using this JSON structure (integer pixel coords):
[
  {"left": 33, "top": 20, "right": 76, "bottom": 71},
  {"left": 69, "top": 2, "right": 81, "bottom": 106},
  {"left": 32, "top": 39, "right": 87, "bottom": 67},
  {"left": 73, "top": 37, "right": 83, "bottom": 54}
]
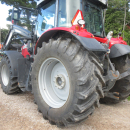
[{"left": 109, "top": 37, "right": 127, "bottom": 49}]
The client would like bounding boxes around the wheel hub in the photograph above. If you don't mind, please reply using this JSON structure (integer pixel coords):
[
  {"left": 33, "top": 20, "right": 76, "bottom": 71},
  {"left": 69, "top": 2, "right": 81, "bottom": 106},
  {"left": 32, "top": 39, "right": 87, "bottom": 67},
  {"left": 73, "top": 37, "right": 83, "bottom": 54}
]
[
  {"left": 1, "top": 64, "right": 9, "bottom": 86},
  {"left": 38, "top": 58, "right": 70, "bottom": 108},
  {"left": 54, "top": 74, "right": 66, "bottom": 89}
]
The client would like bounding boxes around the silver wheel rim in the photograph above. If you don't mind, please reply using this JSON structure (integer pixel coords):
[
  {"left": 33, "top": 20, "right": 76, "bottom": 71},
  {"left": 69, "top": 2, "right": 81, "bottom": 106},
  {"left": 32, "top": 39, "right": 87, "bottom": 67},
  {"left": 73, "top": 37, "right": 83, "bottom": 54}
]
[
  {"left": 38, "top": 58, "right": 70, "bottom": 108},
  {"left": 1, "top": 64, "right": 9, "bottom": 86}
]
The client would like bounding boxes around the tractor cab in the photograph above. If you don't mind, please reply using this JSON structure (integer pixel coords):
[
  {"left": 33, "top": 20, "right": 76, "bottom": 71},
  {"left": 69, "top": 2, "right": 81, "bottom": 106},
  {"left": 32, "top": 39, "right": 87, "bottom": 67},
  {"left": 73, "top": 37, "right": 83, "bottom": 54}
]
[{"left": 36, "top": 0, "right": 107, "bottom": 37}]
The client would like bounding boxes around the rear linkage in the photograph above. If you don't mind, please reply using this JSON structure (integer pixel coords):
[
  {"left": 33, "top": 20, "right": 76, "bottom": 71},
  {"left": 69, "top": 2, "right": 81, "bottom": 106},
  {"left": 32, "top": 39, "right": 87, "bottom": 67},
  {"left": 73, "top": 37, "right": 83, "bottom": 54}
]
[
  {"left": 102, "top": 32, "right": 130, "bottom": 100},
  {"left": 103, "top": 57, "right": 130, "bottom": 100}
]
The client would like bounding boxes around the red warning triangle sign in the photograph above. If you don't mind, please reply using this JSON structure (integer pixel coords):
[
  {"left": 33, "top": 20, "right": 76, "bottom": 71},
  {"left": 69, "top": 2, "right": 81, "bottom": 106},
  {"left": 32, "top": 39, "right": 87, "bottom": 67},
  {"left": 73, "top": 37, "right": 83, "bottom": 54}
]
[{"left": 71, "top": 10, "right": 84, "bottom": 26}]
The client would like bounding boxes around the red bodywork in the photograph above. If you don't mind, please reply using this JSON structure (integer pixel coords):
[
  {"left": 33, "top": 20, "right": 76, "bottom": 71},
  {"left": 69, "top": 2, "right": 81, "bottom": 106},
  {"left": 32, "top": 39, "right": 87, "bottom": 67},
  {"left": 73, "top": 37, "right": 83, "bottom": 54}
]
[
  {"left": 95, "top": 36, "right": 127, "bottom": 49},
  {"left": 95, "top": 36, "right": 108, "bottom": 43},
  {"left": 109, "top": 37, "right": 127, "bottom": 48},
  {"left": 35, "top": 25, "right": 95, "bottom": 54},
  {"left": 35, "top": 25, "right": 128, "bottom": 54}
]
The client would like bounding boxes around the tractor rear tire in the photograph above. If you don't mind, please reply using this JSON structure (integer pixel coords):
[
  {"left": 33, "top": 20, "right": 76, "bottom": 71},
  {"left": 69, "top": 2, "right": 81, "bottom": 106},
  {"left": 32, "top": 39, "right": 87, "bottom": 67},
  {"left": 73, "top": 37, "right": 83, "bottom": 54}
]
[
  {"left": 0, "top": 55, "right": 21, "bottom": 94},
  {"left": 100, "top": 54, "right": 130, "bottom": 104},
  {"left": 31, "top": 37, "right": 105, "bottom": 127}
]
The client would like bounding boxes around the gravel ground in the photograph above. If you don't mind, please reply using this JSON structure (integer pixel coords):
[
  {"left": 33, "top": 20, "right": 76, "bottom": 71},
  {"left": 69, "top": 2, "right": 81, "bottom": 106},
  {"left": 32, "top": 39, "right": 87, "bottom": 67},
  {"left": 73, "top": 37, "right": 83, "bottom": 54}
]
[{"left": 0, "top": 86, "right": 130, "bottom": 130}]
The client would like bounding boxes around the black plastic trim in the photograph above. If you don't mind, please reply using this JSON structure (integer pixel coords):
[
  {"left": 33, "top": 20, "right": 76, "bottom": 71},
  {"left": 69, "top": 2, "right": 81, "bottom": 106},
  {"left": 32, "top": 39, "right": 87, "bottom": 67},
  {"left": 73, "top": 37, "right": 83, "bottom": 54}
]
[
  {"left": 72, "top": 34, "right": 106, "bottom": 52},
  {"left": 110, "top": 44, "right": 130, "bottom": 58}
]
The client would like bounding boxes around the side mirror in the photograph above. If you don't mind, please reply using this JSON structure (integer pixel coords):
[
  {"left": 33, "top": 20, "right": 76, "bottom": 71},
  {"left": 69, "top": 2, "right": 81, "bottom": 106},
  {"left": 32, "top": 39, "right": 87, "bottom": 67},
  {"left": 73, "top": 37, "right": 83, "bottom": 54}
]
[
  {"left": 13, "top": 11, "right": 19, "bottom": 20},
  {"left": 11, "top": 8, "right": 20, "bottom": 24}
]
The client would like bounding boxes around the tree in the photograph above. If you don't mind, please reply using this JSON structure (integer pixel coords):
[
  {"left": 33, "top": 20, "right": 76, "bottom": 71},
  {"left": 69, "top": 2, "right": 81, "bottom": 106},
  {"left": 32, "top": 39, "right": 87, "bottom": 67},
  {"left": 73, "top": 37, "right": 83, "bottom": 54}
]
[
  {"left": 0, "top": 0, "right": 37, "bottom": 8},
  {"left": 123, "top": 0, "right": 127, "bottom": 38},
  {"left": 105, "top": 0, "right": 130, "bottom": 44},
  {"left": 1, "top": 29, "right": 8, "bottom": 42},
  {"left": 1, "top": 0, "right": 37, "bottom": 32}
]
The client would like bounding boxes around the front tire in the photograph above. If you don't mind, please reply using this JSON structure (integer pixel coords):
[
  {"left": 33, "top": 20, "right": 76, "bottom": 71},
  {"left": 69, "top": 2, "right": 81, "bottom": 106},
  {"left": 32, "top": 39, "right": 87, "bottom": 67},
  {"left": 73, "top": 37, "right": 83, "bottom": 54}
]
[
  {"left": 31, "top": 37, "right": 104, "bottom": 127},
  {"left": 0, "top": 55, "right": 21, "bottom": 94}
]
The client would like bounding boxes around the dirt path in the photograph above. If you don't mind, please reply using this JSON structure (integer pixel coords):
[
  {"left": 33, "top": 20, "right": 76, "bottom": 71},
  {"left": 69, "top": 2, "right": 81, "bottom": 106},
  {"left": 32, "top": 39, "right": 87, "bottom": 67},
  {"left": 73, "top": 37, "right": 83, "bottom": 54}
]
[{"left": 0, "top": 87, "right": 130, "bottom": 130}]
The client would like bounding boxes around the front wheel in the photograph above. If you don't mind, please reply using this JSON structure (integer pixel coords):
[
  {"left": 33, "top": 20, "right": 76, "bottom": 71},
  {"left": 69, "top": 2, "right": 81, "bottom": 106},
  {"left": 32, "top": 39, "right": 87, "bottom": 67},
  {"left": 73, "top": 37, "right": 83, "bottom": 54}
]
[
  {"left": 31, "top": 37, "right": 104, "bottom": 127},
  {"left": 0, "top": 55, "right": 21, "bottom": 94}
]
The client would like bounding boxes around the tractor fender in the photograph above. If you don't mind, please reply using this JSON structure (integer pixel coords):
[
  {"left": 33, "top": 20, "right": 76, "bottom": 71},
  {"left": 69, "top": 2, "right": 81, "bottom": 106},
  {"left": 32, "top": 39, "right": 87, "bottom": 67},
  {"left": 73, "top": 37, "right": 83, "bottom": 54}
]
[
  {"left": 110, "top": 44, "right": 130, "bottom": 58},
  {"left": 72, "top": 34, "right": 106, "bottom": 52},
  {"left": 35, "top": 27, "right": 106, "bottom": 54},
  {"left": 3, "top": 51, "right": 24, "bottom": 77}
]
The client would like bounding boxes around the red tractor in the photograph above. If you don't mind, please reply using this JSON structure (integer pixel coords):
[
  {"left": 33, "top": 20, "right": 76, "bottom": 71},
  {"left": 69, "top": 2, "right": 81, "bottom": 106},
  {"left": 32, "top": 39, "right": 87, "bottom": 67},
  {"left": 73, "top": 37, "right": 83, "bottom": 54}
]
[{"left": 0, "top": 0, "right": 130, "bottom": 127}]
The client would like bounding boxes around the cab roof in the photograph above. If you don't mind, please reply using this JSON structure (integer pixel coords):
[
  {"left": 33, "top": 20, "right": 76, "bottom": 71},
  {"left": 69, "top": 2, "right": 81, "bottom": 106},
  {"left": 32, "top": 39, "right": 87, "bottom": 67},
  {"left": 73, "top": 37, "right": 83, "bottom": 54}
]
[{"left": 37, "top": 0, "right": 108, "bottom": 9}]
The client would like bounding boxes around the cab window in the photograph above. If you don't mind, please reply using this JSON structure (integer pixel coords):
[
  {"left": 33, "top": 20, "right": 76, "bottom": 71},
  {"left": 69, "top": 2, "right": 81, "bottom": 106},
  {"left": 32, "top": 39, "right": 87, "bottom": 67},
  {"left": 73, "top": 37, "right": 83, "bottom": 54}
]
[{"left": 37, "top": 0, "right": 56, "bottom": 37}]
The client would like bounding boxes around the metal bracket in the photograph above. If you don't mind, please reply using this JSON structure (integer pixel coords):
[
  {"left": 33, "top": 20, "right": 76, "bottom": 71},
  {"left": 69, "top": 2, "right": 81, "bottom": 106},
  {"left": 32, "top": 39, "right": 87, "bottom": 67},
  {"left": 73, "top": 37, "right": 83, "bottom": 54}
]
[
  {"left": 104, "top": 70, "right": 120, "bottom": 82},
  {"left": 118, "top": 69, "right": 130, "bottom": 80},
  {"left": 104, "top": 92, "right": 119, "bottom": 100},
  {"left": 103, "top": 68, "right": 130, "bottom": 93}
]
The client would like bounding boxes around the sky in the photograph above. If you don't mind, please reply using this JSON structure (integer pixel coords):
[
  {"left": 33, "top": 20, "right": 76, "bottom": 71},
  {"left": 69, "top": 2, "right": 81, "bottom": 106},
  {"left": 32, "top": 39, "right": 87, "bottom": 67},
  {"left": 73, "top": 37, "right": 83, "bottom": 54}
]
[{"left": 0, "top": 2, "right": 12, "bottom": 29}]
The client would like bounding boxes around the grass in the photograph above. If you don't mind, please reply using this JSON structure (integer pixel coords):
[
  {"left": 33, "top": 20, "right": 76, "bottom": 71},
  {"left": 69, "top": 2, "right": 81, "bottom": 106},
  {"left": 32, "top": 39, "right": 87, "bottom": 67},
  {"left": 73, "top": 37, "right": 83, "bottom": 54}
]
[{"left": 127, "top": 96, "right": 130, "bottom": 101}]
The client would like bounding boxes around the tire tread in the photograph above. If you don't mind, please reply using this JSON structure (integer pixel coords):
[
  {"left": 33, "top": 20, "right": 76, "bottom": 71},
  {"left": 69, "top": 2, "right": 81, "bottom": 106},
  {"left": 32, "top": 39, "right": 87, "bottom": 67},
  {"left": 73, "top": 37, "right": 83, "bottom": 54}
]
[{"left": 32, "top": 37, "right": 104, "bottom": 127}]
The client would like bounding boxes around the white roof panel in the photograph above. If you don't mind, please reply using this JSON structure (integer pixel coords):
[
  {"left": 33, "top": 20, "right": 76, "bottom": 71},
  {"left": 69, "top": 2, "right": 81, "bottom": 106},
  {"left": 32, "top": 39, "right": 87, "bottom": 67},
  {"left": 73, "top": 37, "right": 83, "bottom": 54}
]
[
  {"left": 98, "top": 0, "right": 107, "bottom": 5},
  {"left": 37, "top": 0, "right": 44, "bottom": 5}
]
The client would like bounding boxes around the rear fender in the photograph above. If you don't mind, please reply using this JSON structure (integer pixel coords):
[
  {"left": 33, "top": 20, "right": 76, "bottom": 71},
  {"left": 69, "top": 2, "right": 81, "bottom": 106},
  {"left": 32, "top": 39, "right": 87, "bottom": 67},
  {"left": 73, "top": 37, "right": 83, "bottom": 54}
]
[
  {"left": 110, "top": 44, "right": 130, "bottom": 58},
  {"left": 34, "top": 26, "right": 106, "bottom": 54}
]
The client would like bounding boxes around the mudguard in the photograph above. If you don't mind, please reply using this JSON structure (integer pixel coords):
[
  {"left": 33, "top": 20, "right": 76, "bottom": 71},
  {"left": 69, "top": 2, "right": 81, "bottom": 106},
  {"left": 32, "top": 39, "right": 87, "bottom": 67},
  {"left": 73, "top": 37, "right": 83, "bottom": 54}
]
[
  {"left": 3, "top": 51, "right": 24, "bottom": 77},
  {"left": 3, "top": 51, "right": 32, "bottom": 91},
  {"left": 72, "top": 34, "right": 106, "bottom": 52},
  {"left": 110, "top": 44, "right": 130, "bottom": 58},
  {"left": 35, "top": 26, "right": 106, "bottom": 54}
]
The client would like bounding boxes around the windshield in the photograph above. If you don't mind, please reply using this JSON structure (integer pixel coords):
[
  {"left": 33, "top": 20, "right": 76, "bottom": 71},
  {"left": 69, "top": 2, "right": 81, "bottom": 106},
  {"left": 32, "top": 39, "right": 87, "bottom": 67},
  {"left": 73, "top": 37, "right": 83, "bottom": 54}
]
[
  {"left": 83, "top": 1, "right": 104, "bottom": 37},
  {"left": 58, "top": 0, "right": 81, "bottom": 27},
  {"left": 36, "top": 0, "right": 56, "bottom": 37},
  {"left": 36, "top": 0, "right": 104, "bottom": 37}
]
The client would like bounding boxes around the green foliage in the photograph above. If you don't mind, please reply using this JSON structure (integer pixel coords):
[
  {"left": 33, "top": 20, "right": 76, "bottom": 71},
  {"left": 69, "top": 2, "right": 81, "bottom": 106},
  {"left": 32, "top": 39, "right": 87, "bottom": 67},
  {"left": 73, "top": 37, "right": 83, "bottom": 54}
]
[
  {"left": 0, "top": 0, "right": 37, "bottom": 32},
  {"left": 123, "top": 29, "right": 130, "bottom": 45},
  {"left": 127, "top": 96, "right": 130, "bottom": 101},
  {"left": 105, "top": 0, "right": 130, "bottom": 45},
  {"left": 0, "top": 0, "right": 37, "bottom": 8},
  {"left": 1, "top": 29, "right": 9, "bottom": 42}
]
